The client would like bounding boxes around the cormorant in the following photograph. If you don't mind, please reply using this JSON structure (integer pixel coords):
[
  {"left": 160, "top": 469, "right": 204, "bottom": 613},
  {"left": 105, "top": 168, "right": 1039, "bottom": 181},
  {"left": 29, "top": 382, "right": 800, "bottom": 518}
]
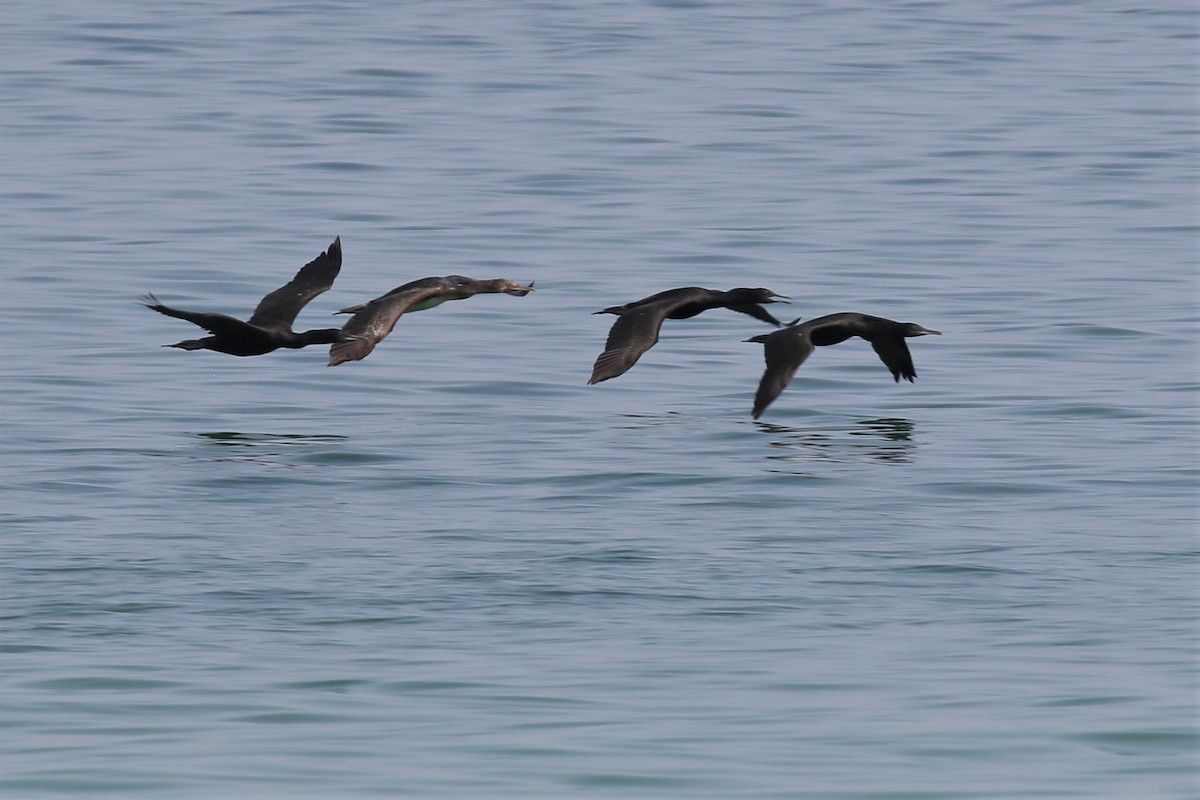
[
  {"left": 328, "top": 276, "right": 535, "bottom": 366},
  {"left": 143, "top": 237, "right": 353, "bottom": 357},
  {"left": 588, "top": 287, "right": 790, "bottom": 384},
  {"left": 746, "top": 312, "right": 940, "bottom": 418}
]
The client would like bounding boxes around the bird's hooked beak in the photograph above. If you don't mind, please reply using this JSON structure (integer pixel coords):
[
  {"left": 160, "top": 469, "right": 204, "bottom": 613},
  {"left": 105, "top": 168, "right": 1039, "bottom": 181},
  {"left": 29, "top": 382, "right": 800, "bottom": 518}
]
[
  {"left": 505, "top": 281, "right": 535, "bottom": 296},
  {"left": 769, "top": 293, "right": 791, "bottom": 303},
  {"left": 918, "top": 326, "right": 942, "bottom": 336}
]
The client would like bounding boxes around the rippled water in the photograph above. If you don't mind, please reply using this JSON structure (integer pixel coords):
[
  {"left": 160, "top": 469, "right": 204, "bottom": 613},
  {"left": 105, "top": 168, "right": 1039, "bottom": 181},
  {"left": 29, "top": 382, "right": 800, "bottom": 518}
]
[{"left": 2, "top": 1, "right": 1196, "bottom": 797}]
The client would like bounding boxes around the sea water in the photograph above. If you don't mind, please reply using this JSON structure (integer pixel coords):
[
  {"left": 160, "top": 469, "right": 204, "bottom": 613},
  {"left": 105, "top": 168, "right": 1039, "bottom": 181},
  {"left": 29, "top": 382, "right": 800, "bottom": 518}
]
[{"left": 1, "top": 2, "right": 1196, "bottom": 797}]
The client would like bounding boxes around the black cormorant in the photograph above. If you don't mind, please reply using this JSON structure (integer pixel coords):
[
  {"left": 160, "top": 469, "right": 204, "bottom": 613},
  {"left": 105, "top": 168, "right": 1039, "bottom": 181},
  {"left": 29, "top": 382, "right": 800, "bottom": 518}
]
[
  {"left": 746, "top": 312, "right": 940, "bottom": 418},
  {"left": 143, "top": 237, "right": 353, "bottom": 357},
  {"left": 588, "top": 287, "right": 790, "bottom": 384}
]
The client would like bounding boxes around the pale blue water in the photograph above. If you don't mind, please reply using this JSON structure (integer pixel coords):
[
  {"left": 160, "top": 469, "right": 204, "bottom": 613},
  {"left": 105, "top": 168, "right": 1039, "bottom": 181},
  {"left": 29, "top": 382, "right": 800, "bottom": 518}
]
[{"left": 2, "top": 1, "right": 1197, "bottom": 797}]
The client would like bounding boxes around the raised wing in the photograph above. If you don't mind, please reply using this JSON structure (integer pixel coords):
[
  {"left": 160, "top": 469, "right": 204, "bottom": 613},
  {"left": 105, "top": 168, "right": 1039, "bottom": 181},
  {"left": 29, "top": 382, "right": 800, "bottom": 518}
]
[{"left": 248, "top": 237, "right": 342, "bottom": 329}]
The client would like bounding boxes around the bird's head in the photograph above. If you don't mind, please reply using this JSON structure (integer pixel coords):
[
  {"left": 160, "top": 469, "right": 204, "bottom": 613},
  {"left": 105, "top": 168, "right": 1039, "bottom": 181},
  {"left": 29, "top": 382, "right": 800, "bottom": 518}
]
[
  {"left": 731, "top": 287, "right": 791, "bottom": 305},
  {"left": 904, "top": 323, "right": 941, "bottom": 337},
  {"left": 501, "top": 279, "right": 535, "bottom": 297}
]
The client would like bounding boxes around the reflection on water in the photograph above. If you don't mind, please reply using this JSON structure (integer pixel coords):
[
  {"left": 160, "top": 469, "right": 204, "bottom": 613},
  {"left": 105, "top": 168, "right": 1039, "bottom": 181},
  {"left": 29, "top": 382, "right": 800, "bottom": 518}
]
[
  {"left": 852, "top": 418, "right": 915, "bottom": 446},
  {"left": 757, "top": 417, "right": 916, "bottom": 470},
  {"left": 613, "top": 411, "right": 686, "bottom": 430},
  {"left": 198, "top": 431, "right": 348, "bottom": 447},
  {"left": 195, "top": 431, "right": 349, "bottom": 466}
]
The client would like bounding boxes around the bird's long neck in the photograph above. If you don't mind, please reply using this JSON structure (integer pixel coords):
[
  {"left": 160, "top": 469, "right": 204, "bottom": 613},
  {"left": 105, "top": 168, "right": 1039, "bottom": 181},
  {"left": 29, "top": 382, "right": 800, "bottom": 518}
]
[
  {"left": 467, "top": 279, "right": 514, "bottom": 294},
  {"left": 292, "top": 328, "right": 351, "bottom": 348}
]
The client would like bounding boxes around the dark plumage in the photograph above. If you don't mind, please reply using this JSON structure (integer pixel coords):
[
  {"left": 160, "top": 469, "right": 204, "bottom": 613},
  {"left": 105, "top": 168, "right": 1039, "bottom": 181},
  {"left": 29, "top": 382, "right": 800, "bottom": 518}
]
[
  {"left": 746, "top": 312, "right": 941, "bottom": 419},
  {"left": 328, "top": 276, "right": 535, "bottom": 366},
  {"left": 588, "top": 287, "right": 790, "bottom": 385},
  {"left": 142, "top": 237, "right": 353, "bottom": 357}
]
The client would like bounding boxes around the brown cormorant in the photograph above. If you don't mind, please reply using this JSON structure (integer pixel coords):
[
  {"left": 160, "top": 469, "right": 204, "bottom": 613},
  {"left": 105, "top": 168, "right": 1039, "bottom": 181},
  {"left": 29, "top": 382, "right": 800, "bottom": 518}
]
[{"left": 328, "top": 276, "right": 535, "bottom": 366}]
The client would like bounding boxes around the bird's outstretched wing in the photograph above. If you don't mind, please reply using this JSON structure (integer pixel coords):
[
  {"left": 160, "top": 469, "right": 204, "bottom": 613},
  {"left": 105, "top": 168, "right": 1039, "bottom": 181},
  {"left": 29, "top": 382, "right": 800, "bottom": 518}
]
[
  {"left": 869, "top": 337, "right": 917, "bottom": 382},
  {"left": 587, "top": 299, "right": 682, "bottom": 384},
  {"left": 328, "top": 282, "right": 452, "bottom": 366},
  {"left": 752, "top": 329, "right": 815, "bottom": 419},
  {"left": 141, "top": 294, "right": 258, "bottom": 338},
  {"left": 248, "top": 236, "right": 342, "bottom": 329}
]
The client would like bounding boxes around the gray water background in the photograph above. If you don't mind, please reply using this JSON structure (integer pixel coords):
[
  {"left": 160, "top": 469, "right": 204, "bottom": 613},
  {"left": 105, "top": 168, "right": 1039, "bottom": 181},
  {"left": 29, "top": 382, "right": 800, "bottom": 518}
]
[{"left": 2, "top": 1, "right": 1197, "bottom": 797}]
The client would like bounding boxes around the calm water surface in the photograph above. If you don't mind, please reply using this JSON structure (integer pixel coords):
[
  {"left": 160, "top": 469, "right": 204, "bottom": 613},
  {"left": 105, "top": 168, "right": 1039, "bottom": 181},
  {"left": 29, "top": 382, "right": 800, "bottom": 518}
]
[{"left": 2, "top": 1, "right": 1196, "bottom": 797}]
